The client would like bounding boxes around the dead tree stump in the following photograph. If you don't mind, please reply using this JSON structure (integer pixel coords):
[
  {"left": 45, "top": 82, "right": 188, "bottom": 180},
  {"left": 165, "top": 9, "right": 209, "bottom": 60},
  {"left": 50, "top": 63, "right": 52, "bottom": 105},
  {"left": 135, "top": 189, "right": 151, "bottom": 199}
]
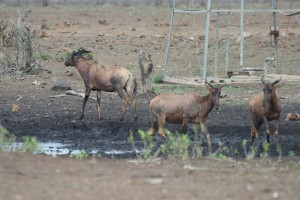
[{"left": 139, "top": 50, "right": 153, "bottom": 93}]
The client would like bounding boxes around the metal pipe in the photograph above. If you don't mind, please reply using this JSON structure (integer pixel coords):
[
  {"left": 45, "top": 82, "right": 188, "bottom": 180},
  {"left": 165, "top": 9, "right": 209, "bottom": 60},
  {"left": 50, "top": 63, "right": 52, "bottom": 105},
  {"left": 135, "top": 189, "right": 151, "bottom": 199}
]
[
  {"left": 272, "top": 0, "right": 280, "bottom": 73},
  {"left": 202, "top": 0, "right": 212, "bottom": 82},
  {"left": 164, "top": 0, "right": 176, "bottom": 77},
  {"left": 240, "top": 0, "right": 244, "bottom": 68},
  {"left": 173, "top": 9, "right": 300, "bottom": 14},
  {"left": 225, "top": 0, "right": 231, "bottom": 76},
  {"left": 214, "top": 0, "right": 221, "bottom": 77}
]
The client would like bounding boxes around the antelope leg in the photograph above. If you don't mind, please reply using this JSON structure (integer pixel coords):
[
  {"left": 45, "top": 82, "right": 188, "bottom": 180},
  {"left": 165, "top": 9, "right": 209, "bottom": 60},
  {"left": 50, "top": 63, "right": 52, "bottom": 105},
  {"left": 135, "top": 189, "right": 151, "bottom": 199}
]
[
  {"left": 81, "top": 88, "right": 91, "bottom": 120},
  {"left": 263, "top": 116, "right": 271, "bottom": 143},
  {"left": 200, "top": 122, "right": 212, "bottom": 154},
  {"left": 96, "top": 90, "right": 102, "bottom": 119},
  {"left": 274, "top": 119, "right": 280, "bottom": 144},
  {"left": 116, "top": 85, "right": 128, "bottom": 121}
]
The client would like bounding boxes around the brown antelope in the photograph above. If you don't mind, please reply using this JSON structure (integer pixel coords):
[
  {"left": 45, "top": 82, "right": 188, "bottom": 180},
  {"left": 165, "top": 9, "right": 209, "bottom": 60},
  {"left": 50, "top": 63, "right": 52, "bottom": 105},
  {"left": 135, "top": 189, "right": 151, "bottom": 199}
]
[
  {"left": 249, "top": 75, "right": 281, "bottom": 144},
  {"left": 148, "top": 81, "right": 225, "bottom": 147},
  {"left": 65, "top": 49, "right": 137, "bottom": 121}
]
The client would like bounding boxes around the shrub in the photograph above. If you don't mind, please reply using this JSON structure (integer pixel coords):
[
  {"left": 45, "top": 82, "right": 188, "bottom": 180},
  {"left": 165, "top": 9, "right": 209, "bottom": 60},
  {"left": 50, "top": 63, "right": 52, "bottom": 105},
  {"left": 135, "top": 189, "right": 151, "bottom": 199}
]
[
  {"left": 37, "top": 52, "right": 52, "bottom": 61},
  {"left": 22, "top": 136, "right": 38, "bottom": 153},
  {"left": 0, "top": 126, "right": 16, "bottom": 152},
  {"left": 70, "top": 150, "right": 88, "bottom": 159},
  {"left": 152, "top": 75, "right": 164, "bottom": 84},
  {"left": 0, "top": 11, "right": 40, "bottom": 75}
]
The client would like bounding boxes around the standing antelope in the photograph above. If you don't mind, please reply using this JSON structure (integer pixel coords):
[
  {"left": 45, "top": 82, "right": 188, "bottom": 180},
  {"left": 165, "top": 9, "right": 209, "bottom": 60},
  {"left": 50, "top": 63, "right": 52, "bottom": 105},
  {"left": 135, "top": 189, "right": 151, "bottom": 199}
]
[
  {"left": 65, "top": 49, "right": 137, "bottom": 121},
  {"left": 148, "top": 81, "right": 225, "bottom": 147},
  {"left": 249, "top": 75, "right": 281, "bottom": 144}
]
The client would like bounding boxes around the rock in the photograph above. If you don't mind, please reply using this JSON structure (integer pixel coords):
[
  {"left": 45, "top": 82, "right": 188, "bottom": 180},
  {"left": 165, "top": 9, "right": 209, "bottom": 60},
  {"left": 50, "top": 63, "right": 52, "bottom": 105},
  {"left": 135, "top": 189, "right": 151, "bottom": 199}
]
[
  {"left": 52, "top": 80, "right": 72, "bottom": 91},
  {"left": 10, "top": 104, "right": 20, "bottom": 112}
]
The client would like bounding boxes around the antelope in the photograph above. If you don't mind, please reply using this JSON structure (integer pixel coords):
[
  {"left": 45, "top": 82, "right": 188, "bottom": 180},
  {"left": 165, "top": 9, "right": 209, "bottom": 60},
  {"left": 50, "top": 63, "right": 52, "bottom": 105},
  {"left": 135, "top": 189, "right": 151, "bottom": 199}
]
[
  {"left": 249, "top": 75, "right": 281, "bottom": 144},
  {"left": 65, "top": 49, "right": 137, "bottom": 121},
  {"left": 148, "top": 81, "right": 225, "bottom": 147}
]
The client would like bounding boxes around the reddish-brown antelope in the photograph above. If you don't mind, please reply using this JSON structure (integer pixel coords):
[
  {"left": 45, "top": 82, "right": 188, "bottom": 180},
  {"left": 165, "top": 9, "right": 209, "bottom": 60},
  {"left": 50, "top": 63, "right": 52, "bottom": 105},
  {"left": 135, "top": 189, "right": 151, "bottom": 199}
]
[
  {"left": 249, "top": 75, "right": 281, "bottom": 144},
  {"left": 148, "top": 81, "right": 226, "bottom": 147},
  {"left": 65, "top": 49, "right": 137, "bottom": 121}
]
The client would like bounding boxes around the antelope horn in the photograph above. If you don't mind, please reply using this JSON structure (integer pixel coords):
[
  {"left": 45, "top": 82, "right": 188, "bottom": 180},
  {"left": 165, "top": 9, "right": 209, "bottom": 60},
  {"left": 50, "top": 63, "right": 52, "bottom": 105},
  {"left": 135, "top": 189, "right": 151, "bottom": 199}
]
[
  {"left": 77, "top": 49, "right": 91, "bottom": 55},
  {"left": 205, "top": 80, "right": 214, "bottom": 89},
  {"left": 272, "top": 76, "right": 281, "bottom": 86},
  {"left": 219, "top": 82, "right": 226, "bottom": 89}
]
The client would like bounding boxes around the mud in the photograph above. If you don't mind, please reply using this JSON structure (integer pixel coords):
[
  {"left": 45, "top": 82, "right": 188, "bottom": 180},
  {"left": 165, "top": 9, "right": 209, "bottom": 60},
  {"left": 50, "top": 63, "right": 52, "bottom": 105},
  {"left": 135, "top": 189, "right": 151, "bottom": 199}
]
[{"left": 1, "top": 74, "right": 300, "bottom": 158}]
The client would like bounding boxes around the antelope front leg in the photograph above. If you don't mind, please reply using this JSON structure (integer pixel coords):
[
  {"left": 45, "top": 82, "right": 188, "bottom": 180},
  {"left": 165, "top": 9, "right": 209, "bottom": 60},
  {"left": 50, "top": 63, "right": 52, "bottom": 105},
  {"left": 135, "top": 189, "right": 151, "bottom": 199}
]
[
  {"left": 263, "top": 116, "right": 271, "bottom": 143},
  {"left": 96, "top": 91, "right": 102, "bottom": 119},
  {"left": 81, "top": 88, "right": 91, "bottom": 120},
  {"left": 129, "top": 93, "right": 137, "bottom": 121},
  {"left": 200, "top": 122, "right": 212, "bottom": 154},
  {"left": 182, "top": 118, "right": 188, "bottom": 134}
]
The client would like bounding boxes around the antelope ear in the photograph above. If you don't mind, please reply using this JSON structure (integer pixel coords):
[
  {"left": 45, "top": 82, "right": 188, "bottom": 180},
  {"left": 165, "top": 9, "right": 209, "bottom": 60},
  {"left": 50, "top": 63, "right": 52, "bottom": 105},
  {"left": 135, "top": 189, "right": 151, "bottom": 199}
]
[{"left": 276, "top": 82, "right": 286, "bottom": 88}]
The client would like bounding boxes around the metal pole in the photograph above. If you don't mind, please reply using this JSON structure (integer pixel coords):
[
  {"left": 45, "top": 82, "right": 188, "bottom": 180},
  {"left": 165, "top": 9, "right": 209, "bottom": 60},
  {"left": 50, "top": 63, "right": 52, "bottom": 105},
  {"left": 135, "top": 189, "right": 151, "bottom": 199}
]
[
  {"left": 225, "top": 0, "right": 231, "bottom": 76},
  {"left": 164, "top": 0, "right": 176, "bottom": 77},
  {"left": 240, "top": 0, "right": 244, "bottom": 68},
  {"left": 214, "top": 0, "right": 221, "bottom": 77},
  {"left": 202, "top": 0, "right": 212, "bottom": 81},
  {"left": 272, "top": 0, "right": 280, "bottom": 73}
]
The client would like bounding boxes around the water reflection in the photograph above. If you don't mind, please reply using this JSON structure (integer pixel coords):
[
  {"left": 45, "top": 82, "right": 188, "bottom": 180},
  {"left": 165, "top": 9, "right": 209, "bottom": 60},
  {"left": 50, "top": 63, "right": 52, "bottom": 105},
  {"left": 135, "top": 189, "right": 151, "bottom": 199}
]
[{"left": 7, "top": 142, "right": 140, "bottom": 157}]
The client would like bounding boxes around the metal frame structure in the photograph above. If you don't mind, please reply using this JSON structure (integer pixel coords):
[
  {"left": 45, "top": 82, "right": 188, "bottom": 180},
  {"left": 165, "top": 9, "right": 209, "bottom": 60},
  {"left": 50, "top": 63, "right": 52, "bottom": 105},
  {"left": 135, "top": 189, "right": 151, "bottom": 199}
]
[{"left": 164, "top": 0, "right": 300, "bottom": 81}]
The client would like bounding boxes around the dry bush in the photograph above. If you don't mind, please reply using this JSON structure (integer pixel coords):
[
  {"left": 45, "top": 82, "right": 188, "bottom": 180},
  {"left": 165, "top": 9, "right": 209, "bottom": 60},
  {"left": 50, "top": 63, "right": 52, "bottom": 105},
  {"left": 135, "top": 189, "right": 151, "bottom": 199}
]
[{"left": 0, "top": 11, "right": 40, "bottom": 77}]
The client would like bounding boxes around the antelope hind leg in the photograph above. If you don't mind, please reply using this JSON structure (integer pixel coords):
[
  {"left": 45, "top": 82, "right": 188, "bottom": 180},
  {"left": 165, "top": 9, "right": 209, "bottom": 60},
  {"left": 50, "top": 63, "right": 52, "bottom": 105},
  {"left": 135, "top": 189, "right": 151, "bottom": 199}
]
[{"left": 96, "top": 91, "right": 102, "bottom": 119}]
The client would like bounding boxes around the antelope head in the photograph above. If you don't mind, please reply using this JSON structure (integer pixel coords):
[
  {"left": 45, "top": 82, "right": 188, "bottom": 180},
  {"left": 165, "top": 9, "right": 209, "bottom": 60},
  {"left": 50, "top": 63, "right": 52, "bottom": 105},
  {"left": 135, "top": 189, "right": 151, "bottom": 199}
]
[
  {"left": 205, "top": 81, "right": 226, "bottom": 110},
  {"left": 261, "top": 75, "right": 281, "bottom": 107}
]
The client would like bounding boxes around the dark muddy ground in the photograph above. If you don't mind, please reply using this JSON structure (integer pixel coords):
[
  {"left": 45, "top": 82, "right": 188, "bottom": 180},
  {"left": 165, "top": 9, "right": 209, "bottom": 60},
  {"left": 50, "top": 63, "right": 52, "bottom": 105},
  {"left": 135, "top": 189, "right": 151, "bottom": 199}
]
[{"left": 1, "top": 72, "right": 300, "bottom": 158}]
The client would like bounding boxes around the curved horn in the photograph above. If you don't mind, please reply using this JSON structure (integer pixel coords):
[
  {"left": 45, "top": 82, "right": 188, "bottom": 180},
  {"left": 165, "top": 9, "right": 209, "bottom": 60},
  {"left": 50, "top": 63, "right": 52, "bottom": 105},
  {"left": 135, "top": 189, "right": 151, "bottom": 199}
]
[
  {"left": 205, "top": 80, "right": 214, "bottom": 89},
  {"left": 271, "top": 76, "right": 281, "bottom": 86},
  {"left": 261, "top": 75, "right": 266, "bottom": 85},
  {"left": 219, "top": 82, "right": 226, "bottom": 89},
  {"left": 77, "top": 49, "right": 91, "bottom": 55}
]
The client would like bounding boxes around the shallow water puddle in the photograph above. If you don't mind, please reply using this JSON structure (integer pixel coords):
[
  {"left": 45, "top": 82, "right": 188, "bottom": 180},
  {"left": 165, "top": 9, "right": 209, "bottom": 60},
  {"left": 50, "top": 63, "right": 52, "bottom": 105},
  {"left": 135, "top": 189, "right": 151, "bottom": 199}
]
[
  {"left": 6, "top": 142, "right": 140, "bottom": 157},
  {"left": 7, "top": 142, "right": 70, "bottom": 156}
]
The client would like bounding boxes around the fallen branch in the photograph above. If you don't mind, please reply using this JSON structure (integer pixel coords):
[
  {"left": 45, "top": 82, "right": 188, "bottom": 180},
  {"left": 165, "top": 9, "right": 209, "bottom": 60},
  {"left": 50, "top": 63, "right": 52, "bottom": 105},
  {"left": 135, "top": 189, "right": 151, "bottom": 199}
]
[
  {"left": 49, "top": 94, "right": 67, "bottom": 98},
  {"left": 49, "top": 90, "right": 97, "bottom": 100},
  {"left": 65, "top": 90, "right": 96, "bottom": 100}
]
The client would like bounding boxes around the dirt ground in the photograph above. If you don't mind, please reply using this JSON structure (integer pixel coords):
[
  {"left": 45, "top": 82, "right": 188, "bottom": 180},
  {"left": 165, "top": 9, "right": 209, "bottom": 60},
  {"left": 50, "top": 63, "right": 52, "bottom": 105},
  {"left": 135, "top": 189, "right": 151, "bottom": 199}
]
[{"left": 1, "top": 3, "right": 300, "bottom": 200}]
